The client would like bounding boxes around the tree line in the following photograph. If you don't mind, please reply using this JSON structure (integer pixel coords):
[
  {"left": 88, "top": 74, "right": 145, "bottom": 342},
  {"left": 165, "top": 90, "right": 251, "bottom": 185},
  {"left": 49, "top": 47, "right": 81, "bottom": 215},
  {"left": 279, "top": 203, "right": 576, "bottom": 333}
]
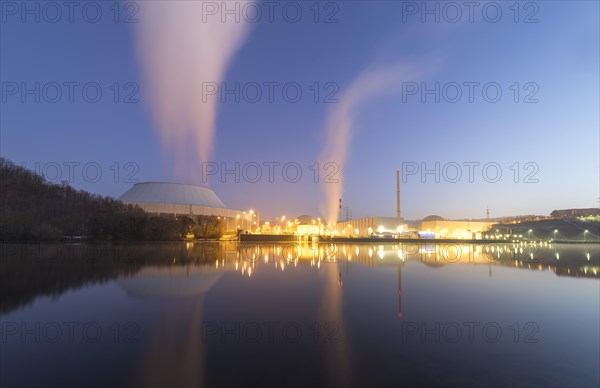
[{"left": 0, "top": 158, "right": 224, "bottom": 241}]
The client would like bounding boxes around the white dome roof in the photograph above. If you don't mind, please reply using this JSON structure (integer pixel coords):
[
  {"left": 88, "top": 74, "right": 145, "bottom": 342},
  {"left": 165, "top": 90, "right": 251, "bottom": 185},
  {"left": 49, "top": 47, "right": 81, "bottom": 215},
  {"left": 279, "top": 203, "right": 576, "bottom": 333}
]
[{"left": 119, "top": 182, "right": 227, "bottom": 209}]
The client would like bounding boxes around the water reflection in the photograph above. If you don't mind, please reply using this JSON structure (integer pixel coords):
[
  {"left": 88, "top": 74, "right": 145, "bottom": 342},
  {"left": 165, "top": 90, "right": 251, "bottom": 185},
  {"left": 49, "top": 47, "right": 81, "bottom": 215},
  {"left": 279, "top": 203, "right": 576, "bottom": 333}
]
[
  {"left": 1, "top": 242, "right": 598, "bottom": 386},
  {"left": 1, "top": 242, "right": 598, "bottom": 316}
]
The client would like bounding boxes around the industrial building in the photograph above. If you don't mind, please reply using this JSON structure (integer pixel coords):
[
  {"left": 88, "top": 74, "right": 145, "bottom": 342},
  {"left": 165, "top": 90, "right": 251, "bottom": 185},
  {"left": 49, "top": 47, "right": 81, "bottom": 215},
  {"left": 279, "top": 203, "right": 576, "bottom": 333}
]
[
  {"left": 419, "top": 215, "right": 492, "bottom": 239},
  {"left": 331, "top": 169, "right": 493, "bottom": 239},
  {"left": 334, "top": 170, "right": 408, "bottom": 236},
  {"left": 335, "top": 217, "right": 409, "bottom": 236},
  {"left": 119, "top": 182, "right": 252, "bottom": 231}
]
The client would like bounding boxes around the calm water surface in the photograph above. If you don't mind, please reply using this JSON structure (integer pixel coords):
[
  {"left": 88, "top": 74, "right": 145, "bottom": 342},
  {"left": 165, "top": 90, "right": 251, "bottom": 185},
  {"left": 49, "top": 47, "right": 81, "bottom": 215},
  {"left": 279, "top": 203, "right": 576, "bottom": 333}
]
[{"left": 1, "top": 242, "right": 598, "bottom": 387}]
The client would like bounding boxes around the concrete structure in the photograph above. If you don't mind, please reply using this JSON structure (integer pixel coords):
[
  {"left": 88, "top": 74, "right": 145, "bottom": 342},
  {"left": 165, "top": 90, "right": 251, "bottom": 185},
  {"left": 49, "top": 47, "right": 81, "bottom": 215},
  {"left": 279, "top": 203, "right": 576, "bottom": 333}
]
[
  {"left": 396, "top": 169, "right": 401, "bottom": 219},
  {"left": 119, "top": 182, "right": 251, "bottom": 231},
  {"left": 419, "top": 215, "right": 492, "bottom": 239},
  {"left": 336, "top": 217, "right": 408, "bottom": 236}
]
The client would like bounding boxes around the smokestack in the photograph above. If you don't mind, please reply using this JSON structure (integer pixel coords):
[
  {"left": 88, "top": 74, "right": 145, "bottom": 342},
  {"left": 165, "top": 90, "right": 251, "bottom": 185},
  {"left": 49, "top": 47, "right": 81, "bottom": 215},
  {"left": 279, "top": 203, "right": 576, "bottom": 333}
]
[{"left": 396, "top": 170, "right": 401, "bottom": 219}]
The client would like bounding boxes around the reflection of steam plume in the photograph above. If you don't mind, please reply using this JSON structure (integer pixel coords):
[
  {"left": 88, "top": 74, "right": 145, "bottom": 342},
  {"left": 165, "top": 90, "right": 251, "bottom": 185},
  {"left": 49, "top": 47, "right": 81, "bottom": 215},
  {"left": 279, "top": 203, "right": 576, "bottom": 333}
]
[
  {"left": 136, "top": 3, "right": 250, "bottom": 181},
  {"left": 319, "top": 62, "right": 434, "bottom": 224},
  {"left": 317, "top": 263, "right": 353, "bottom": 386}
]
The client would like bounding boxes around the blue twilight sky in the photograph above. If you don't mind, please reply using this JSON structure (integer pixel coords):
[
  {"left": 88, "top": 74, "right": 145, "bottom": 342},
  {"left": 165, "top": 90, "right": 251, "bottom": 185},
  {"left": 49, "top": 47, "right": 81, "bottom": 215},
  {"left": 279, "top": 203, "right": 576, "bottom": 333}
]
[{"left": 1, "top": 1, "right": 598, "bottom": 221}]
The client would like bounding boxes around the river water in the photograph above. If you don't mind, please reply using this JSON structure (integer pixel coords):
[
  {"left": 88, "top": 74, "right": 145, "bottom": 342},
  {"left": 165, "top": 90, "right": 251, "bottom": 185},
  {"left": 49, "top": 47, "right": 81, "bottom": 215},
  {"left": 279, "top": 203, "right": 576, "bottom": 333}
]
[{"left": 1, "top": 242, "right": 598, "bottom": 387}]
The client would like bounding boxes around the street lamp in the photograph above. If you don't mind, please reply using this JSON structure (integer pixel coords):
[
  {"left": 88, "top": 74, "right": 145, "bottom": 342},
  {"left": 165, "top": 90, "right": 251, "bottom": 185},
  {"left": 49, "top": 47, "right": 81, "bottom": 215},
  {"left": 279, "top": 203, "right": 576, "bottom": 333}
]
[
  {"left": 584, "top": 230, "right": 589, "bottom": 242},
  {"left": 528, "top": 229, "right": 533, "bottom": 241},
  {"left": 553, "top": 229, "right": 558, "bottom": 241}
]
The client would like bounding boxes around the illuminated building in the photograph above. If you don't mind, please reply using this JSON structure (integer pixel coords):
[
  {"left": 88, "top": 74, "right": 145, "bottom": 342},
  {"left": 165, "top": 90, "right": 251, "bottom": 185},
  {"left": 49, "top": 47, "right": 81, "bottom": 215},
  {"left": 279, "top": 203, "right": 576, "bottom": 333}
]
[
  {"left": 335, "top": 217, "right": 409, "bottom": 236},
  {"left": 419, "top": 215, "right": 493, "bottom": 239},
  {"left": 119, "top": 182, "right": 250, "bottom": 231}
]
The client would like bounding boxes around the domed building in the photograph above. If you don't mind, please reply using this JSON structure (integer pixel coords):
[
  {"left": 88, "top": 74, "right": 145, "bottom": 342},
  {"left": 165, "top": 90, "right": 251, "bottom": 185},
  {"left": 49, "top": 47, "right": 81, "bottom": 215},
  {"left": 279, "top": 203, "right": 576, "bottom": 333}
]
[
  {"left": 421, "top": 215, "right": 446, "bottom": 222},
  {"left": 119, "top": 182, "right": 249, "bottom": 231}
]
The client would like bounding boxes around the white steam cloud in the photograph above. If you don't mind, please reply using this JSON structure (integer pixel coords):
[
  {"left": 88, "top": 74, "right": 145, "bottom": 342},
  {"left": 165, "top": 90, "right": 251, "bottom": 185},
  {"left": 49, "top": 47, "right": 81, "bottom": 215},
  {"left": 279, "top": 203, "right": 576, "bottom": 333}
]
[
  {"left": 136, "top": 2, "right": 251, "bottom": 182},
  {"left": 319, "top": 61, "right": 436, "bottom": 224}
]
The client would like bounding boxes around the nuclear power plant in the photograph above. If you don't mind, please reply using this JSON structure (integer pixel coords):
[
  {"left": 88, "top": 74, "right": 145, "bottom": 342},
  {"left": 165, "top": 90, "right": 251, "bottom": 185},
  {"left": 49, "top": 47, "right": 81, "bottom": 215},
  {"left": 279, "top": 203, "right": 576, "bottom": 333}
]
[{"left": 119, "top": 170, "right": 495, "bottom": 240}]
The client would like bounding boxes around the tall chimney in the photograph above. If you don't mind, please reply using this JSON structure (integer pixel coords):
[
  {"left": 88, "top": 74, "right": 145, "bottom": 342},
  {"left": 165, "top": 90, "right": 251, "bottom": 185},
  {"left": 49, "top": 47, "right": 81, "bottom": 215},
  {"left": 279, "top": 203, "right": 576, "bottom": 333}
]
[{"left": 396, "top": 170, "right": 401, "bottom": 219}]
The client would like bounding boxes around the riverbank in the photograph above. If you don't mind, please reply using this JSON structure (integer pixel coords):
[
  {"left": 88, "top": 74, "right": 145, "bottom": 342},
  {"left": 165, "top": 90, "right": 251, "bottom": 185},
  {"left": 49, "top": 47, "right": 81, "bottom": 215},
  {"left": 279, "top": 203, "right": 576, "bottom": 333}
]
[{"left": 238, "top": 234, "right": 510, "bottom": 244}]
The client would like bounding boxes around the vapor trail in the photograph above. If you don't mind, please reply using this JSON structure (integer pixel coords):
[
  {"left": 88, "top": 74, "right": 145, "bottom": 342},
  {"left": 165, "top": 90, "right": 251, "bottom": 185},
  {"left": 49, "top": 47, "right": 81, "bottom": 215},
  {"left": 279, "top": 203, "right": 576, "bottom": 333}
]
[{"left": 136, "top": 2, "right": 251, "bottom": 182}]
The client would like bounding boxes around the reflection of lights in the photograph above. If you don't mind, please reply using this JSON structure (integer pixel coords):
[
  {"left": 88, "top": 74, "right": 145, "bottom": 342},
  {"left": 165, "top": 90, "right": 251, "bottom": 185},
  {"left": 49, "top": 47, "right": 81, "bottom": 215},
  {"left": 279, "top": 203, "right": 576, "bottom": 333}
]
[
  {"left": 556, "top": 252, "right": 559, "bottom": 260},
  {"left": 368, "top": 248, "right": 373, "bottom": 258}
]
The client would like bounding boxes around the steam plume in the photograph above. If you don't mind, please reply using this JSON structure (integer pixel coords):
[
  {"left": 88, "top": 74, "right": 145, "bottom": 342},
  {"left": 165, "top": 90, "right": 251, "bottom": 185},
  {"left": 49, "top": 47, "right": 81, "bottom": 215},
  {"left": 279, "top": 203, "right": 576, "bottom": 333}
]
[
  {"left": 136, "top": 2, "right": 251, "bottom": 182},
  {"left": 319, "top": 61, "right": 435, "bottom": 224}
]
